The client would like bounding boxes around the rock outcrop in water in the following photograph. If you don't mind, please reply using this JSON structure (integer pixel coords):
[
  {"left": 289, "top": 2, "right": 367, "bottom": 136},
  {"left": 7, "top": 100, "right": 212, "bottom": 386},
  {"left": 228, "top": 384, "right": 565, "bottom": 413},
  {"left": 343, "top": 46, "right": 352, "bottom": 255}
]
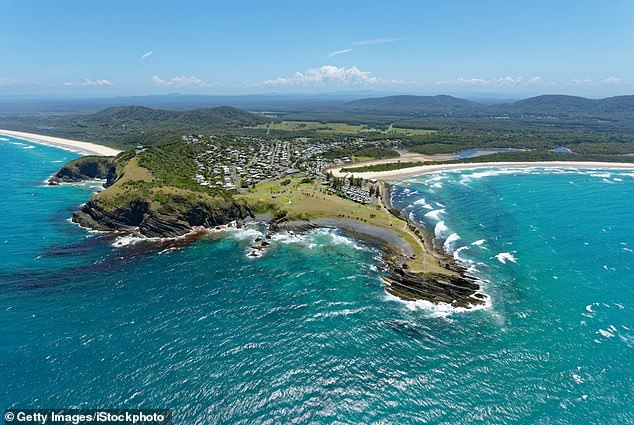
[
  {"left": 384, "top": 269, "right": 485, "bottom": 308},
  {"left": 48, "top": 156, "right": 118, "bottom": 186},
  {"left": 73, "top": 197, "right": 252, "bottom": 238}
]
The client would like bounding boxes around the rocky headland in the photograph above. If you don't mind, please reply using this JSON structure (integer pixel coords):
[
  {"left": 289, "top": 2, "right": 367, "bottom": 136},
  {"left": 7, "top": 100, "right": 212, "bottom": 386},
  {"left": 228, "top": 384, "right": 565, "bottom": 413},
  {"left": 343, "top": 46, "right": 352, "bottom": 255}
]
[{"left": 51, "top": 144, "right": 484, "bottom": 309}]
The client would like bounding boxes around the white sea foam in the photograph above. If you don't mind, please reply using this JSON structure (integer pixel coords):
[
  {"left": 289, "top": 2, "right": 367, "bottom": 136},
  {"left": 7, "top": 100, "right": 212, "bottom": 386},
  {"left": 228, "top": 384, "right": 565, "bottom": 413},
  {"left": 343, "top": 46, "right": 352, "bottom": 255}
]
[
  {"left": 317, "top": 229, "right": 365, "bottom": 250},
  {"left": 434, "top": 221, "right": 449, "bottom": 238},
  {"left": 270, "top": 231, "right": 305, "bottom": 244},
  {"left": 452, "top": 245, "right": 470, "bottom": 261},
  {"left": 0, "top": 137, "right": 9, "bottom": 141},
  {"left": 495, "top": 252, "right": 517, "bottom": 264},
  {"left": 413, "top": 198, "right": 434, "bottom": 209},
  {"left": 271, "top": 228, "right": 365, "bottom": 251},
  {"left": 309, "top": 307, "right": 368, "bottom": 320},
  {"left": 111, "top": 225, "right": 229, "bottom": 248},
  {"left": 246, "top": 249, "right": 265, "bottom": 258},
  {"left": 443, "top": 233, "right": 461, "bottom": 252},
  {"left": 112, "top": 234, "right": 149, "bottom": 247},
  {"left": 459, "top": 168, "right": 531, "bottom": 183},
  {"left": 228, "top": 227, "right": 264, "bottom": 240},
  {"left": 597, "top": 329, "right": 615, "bottom": 338},
  {"left": 384, "top": 291, "right": 491, "bottom": 318},
  {"left": 472, "top": 239, "right": 486, "bottom": 246},
  {"left": 424, "top": 208, "right": 445, "bottom": 221}
]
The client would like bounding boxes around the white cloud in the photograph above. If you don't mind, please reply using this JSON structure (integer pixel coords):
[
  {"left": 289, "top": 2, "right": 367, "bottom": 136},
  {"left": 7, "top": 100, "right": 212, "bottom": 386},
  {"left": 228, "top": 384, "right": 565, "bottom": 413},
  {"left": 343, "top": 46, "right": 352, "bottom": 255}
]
[
  {"left": 436, "top": 76, "right": 543, "bottom": 87},
  {"left": 568, "top": 78, "right": 593, "bottom": 85},
  {"left": 152, "top": 75, "right": 210, "bottom": 88},
  {"left": 264, "top": 65, "right": 407, "bottom": 86},
  {"left": 327, "top": 48, "right": 352, "bottom": 58},
  {"left": 63, "top": 78, "right": 114, "bottom": 87},
  {"left": 601, "top": 76, "right": 622, "bottom": 85},
  {"left": 352, "top": 37, "right": 401, "bottom": 46},
  {"left": 0, "top": 77, "right": 40, "bottom": 86},
  {"left": 526, "top": 76, "right": 543, "bottom": 85},
  {"left": 141, "top": 51, "right": 153, "bottom": 60}
]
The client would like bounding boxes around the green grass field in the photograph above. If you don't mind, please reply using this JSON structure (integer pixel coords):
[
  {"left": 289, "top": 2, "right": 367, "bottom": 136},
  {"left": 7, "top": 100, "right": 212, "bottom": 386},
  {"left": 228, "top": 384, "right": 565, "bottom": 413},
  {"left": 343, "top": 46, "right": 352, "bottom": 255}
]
[
  {"left": 254, "top": 120, "right": 435, "bottom": 136},
  {"left": 238, "top": 176, "right": 446, "bottom": 274}
]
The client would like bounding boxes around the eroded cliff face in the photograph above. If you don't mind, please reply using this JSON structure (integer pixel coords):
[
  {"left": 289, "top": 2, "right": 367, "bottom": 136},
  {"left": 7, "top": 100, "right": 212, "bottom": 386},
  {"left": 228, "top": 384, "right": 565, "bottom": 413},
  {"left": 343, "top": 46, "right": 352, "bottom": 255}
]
[
  {"left": 48, "top": 156, "right": 118, "bottom": 186},
  {"left": 52, "top": 152, "right": 252, "bottom": 238},
  {"left": 72, "top": 197, "right": 252, "bottom": 238}
]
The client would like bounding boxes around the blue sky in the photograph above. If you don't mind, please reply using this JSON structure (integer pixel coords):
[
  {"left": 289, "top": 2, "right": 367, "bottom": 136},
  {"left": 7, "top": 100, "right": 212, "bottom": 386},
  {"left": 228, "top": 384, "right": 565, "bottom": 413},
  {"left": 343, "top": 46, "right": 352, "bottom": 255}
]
[{"left": 2, "top": 0, "right": 633, "bottom": 97}]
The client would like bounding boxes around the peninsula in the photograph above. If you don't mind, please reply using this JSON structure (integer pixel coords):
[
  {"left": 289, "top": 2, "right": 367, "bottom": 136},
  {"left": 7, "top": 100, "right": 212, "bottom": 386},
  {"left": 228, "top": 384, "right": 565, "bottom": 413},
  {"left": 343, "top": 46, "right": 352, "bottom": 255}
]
[
  {"left": 48, "top": 136, "right": 486, "bottom": 309},
  {"left": 18, "top": 93, "right": 634, "bottom": 309}
]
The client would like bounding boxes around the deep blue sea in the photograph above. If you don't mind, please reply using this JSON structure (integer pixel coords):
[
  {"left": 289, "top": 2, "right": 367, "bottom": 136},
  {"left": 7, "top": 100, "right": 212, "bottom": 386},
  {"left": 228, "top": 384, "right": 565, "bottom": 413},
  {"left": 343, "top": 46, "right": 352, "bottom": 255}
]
[{"left": 1, "top": 137, "right": 633, "bottom": 424}]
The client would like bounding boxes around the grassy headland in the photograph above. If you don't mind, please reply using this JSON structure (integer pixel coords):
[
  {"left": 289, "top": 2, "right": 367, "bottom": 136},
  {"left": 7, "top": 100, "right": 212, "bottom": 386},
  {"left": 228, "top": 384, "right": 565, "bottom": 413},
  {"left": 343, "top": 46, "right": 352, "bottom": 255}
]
[{"left": 237, "top": 176, "right": 447, "bottom": 274}]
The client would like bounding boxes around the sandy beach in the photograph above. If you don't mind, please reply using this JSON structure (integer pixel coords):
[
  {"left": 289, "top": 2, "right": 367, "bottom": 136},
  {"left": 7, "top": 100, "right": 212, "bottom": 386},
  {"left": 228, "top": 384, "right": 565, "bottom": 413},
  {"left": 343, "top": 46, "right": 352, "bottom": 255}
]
[
  {"left": 329, "top": 160, "right": 634, "bottom": 181},
  {"left": 0, "top": 129, "right": 121, "bottom": 156}
]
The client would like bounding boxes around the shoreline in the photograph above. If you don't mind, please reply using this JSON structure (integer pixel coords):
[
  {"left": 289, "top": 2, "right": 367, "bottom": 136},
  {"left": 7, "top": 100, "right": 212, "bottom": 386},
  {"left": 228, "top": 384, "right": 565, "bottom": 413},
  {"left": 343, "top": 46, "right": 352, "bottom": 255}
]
[
  {"left": 104, "top": 215, "right": 487, "bottom": 310},
  {"left": 0, "top": 129, "right": 121, "bottom": 157},
  {"left": 330, "top": 160, "right": 634, "bottom": 181}
]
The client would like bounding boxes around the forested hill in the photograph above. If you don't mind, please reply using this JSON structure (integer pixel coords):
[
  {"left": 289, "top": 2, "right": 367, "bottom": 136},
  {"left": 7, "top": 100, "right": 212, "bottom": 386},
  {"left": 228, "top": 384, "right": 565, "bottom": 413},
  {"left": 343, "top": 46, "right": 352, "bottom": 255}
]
[
  {"left": 502, "top": 95, "right": 634, "bottom": 115},
  {"left": 341, "top": 95, "right": 484, "bottom": 116},
  {"left": 338, "top": 94, "right": 634, "bottom": 119},
  {"left": 75, "top": 105, "right": 270, "bottom": 132},
  {"left": 29, "top": 105, "right": 273, "bottom": 149}
]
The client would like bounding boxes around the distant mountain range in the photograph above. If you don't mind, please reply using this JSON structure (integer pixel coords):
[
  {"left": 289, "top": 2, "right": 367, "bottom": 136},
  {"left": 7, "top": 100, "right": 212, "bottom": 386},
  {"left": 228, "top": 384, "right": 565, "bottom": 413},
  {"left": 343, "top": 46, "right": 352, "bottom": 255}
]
[{"left": 338, "top": 94, "right": 634, "bottom": 118}]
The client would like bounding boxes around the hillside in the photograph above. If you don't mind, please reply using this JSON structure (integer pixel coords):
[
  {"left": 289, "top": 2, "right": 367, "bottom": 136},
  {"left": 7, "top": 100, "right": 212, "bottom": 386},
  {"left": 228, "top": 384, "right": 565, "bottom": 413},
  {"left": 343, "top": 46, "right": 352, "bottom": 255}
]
[
  {"left": 50, "top": 143, "right": 252, "bottom": 237},
  {"left": 341, "top": 95, "right": 485, "bottom": 116},
  {"left": 338, "top": 94, "right": 634, "bottom": 119},
  {"left": 33, "top": 105, "right": 273, "bottom": 149}
]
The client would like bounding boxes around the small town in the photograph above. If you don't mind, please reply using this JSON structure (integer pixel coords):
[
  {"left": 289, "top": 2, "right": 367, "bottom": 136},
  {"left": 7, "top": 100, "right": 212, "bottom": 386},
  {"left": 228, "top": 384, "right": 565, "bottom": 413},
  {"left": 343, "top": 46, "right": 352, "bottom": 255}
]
[{"left": 186, "top": 134, "right": 380, "bottom": 204}]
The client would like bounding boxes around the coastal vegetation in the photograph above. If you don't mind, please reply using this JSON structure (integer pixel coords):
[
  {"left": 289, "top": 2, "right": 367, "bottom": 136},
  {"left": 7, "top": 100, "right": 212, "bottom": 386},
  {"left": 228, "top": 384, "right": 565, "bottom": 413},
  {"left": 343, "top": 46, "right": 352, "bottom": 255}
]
[
  {"left": 342, "top": 161, "right": 425, "bottom": 173},
  {"left": 59, "top": 143, "right": 250, "bottom": 237}
]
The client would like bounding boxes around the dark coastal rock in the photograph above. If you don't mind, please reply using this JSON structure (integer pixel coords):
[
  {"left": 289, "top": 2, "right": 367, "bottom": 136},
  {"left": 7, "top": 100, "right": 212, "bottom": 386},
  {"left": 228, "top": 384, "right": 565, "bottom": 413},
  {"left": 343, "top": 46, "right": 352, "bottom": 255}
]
[
  {"left": 48, "top": 156, "right": 117, "bottom": 186},
  {"left": 383, "top": 271, "right": 484, "bottom": 309},
  {"left": 73, "top": 198, "right": 252, "bottom": 238}
]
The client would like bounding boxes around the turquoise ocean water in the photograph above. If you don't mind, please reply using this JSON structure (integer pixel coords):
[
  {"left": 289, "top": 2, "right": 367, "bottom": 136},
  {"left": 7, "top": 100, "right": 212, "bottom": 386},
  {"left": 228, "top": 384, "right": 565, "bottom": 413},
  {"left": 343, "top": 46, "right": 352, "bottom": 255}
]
[{"left": 1, "top": 137, "right": 633, "bottom": 423}]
